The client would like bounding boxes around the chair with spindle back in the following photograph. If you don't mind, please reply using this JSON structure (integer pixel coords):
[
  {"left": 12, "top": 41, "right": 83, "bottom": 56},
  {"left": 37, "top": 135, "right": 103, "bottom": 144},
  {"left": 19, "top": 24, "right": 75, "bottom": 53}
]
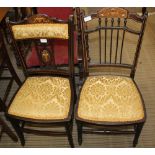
[
  {"left": 6, "top": 14, "right": 75, "bottom": 147},
  {"left": 75, "top": 8, "right": 148, "bottom": 147}
]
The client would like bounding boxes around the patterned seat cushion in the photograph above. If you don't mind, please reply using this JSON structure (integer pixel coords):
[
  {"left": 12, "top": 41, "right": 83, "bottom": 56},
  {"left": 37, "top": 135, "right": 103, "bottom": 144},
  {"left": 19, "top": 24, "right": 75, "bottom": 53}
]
[
  {"left": 8, "top": 77, "right": 71, "bottom": 120},
  {"left": 77, "top": 75, "right": 145, "bottom": 122}
]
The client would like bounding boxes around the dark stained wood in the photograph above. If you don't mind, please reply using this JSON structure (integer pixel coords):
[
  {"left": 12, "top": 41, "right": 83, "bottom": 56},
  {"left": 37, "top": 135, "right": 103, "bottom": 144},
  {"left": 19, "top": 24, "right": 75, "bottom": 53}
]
[
  {"left": 0, "top": 23, "right": 20, "bottom": 143},
  {"left": 0, "top": 8, "right": 10, "bottom": 22},
  {"left": 115, "top": 18, "right": 120, "bottom": 64},
  {"left": 97, "top": 8, "right": 128, "bottom": 18},
  {"left": 104, "top": 18, "right": 107, "bottom": 63},
  {"left": 85, "top": 26, "right": 141, "bottom": 35},
  {"left": 0, "top": 98, "right": 6, "bottom": 112},
  {"left": 98, "top": 18, "right": 101, "bottom": 64},
  {"left": 75, "top": 7, "right": 148, "bottom": 147},
  {"left": 0, "top": 117, "right": 18, "bottom": 142},
  {"left": 6, "top": 14, "right": 75, "bottom": 147},
  {"left": 130, "top": 10, "right": 148, "bottom": 78},
  {"left": 27, "top": 14, "right": 54, "bottom": 23},
  {"left": 0, "top": 29, "right": 22, "bottom": 112},
  {"left": 110, "top": 18, "right": 114, "bottom": 63},
  {"left": 75, "top": 7, "right": 89, "bottom": 81},
  {"left": 120, "top": 19, "right": 127, "bottom": 64}
]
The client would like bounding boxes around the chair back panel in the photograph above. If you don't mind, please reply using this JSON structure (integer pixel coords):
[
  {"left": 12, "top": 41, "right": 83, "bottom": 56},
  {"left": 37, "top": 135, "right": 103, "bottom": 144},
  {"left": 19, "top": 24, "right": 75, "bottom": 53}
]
[
  {"left": 80, "top": 8, "right": 148, "bottom": 78},
  {"left": 7, "top": 14, "right": 74, "bottom": 77}
]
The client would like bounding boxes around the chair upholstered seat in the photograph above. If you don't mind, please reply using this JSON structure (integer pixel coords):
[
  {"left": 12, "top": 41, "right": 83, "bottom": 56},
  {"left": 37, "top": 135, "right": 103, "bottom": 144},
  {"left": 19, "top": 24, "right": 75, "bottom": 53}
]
[
  {"left": 8, "top": 76, "right": 71, "bottom": 120},
  {"left": 77, "top": 75, "right": 145, "bottom": 123}
]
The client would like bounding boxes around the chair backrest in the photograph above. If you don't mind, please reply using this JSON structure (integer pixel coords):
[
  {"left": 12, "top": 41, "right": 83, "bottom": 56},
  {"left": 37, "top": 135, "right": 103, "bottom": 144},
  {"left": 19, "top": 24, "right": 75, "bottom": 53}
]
[
  {"left": 7, "top": 14, "right": 74, "bottom": 78},
  {"left": 80, "top": 8, "right": 148, "bottom": 79}
]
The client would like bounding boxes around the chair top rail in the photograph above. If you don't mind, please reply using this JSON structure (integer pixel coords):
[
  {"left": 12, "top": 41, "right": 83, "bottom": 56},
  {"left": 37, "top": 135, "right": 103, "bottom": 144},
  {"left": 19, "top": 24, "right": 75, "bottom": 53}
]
[
  {"left": 83, "top": 8, "right": 145, "bottom": 23},
  {"left": 6, "top": 14, "right": 68, "bottom": 25}
]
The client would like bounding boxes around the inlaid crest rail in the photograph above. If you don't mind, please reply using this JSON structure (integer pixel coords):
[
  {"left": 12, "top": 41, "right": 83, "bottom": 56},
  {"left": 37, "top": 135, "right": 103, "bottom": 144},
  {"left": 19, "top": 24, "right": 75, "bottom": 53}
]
[{"left": 97, "top": 8, "right": 128, "bottom": 18}]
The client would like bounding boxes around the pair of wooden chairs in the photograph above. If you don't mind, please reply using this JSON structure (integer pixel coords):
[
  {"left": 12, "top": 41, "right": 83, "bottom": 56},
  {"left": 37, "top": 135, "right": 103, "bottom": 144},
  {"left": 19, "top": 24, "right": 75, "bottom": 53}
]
[{"left": 5, "top": 7, "right": 148, "bottom": 147}]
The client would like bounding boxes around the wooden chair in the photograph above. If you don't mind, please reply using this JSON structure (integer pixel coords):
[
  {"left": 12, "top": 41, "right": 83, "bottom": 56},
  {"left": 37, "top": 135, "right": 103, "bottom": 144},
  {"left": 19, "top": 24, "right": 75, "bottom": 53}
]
[
  {"left": 75, "top": 8, "right": 148, "bottom": 147},
  {"left": 6, "top": 14, "right": 75, "bottom": 147}
]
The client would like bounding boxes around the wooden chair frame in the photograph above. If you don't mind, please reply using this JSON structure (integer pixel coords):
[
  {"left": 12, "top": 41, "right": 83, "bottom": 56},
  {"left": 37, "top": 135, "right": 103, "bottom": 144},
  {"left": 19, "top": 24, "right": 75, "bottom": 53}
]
[
  {"left": 6, "top": 14, "right": 75, "bottom": 147},
  {"left": 75, "top": 7, "right": 148, "bottom": 147}
]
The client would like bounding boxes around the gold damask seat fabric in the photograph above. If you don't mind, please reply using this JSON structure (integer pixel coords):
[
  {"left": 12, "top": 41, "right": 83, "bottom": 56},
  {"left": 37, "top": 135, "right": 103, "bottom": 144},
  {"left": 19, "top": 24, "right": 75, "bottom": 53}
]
[
  {"left": 8, "top": 76, "right": 71, "bottom": 120},
  {"left": 12, "top": 24, "right": 68, "bottom": 40},
  {"left": 77, "top": 75, "right": 145, "bottom": 122}
]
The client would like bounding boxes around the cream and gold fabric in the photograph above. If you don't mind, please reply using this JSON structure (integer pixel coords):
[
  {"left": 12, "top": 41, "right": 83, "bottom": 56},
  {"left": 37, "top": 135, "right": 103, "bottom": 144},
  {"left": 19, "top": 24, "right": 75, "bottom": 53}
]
[
  {"left": 77, "top": 75, "right": 144, "bottom": 122},
  {"left": 12, "top": 24, "right": 68, "bottom": 40},
  {"left": 8, "top": 76, "right": 71, "bottom": 120}
]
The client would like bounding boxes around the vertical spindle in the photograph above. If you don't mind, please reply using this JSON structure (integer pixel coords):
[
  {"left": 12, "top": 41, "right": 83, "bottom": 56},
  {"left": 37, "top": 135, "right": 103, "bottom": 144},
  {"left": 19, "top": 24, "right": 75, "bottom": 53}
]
[
  {"left": 105, "top": 18, "right": 108, "bottom": 63},
  {"left": 110, "top": 18, "right": 114, "bottom": 63},
  {"left": 115, "top": 18, "right": 120, "bottom": 64},
  {"left": 120, "top": 18, "right": 127, "bottom": 64},
  {"left": 99, "top": 18, "right": 101, "bottom": 64}
]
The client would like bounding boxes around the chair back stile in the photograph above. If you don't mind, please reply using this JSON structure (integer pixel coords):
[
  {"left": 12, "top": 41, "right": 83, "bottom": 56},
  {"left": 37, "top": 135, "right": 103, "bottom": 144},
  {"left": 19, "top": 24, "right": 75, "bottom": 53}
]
[
  {"left": 68, "top": 15, "right": 75, "bottom": 80},
  {"left": 130, "top": 11, "right": 148, "bottom": 78},
  {"left": 80, "top": 8, "right": 148, "bottom": 79}
]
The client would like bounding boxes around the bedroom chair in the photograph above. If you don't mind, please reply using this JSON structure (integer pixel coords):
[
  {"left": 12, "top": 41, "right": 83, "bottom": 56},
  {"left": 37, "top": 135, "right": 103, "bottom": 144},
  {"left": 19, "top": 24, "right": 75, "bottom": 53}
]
[
  {"left": 6, "top": 14, "right": 75, "bottom": 147},
  {"left": 75, "top": 7, "right": 148, "bottom": 147}
]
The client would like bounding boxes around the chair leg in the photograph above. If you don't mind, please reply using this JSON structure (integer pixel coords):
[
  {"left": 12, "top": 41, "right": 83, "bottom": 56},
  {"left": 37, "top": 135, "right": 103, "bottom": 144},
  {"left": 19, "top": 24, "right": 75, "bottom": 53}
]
[
  {"left": 133, "top": 123, "right": 144, "bottom": 147},
  {"left": 77, "top": 121, "right": 83, "bottom": 145},
  {"left": 9, "top": 117, "right": 25, "bottom": 146},
  {"left": 3, "top": 44, "right": 22, "bottom": 87},
  {"left": 0, "top": 117, "right": 18, "bottom": 142},
  {"left": 65, "top": 122, "right": 74, "bottom": 148},
  {"left": 78, "top": 62, "right": 83, "bottom": 83},
  {"left": 73, "top": 77, "right": 77, "bottom": 105},
  {"left": 0, "top": 97, "right": 6, "bottom": 112}
]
